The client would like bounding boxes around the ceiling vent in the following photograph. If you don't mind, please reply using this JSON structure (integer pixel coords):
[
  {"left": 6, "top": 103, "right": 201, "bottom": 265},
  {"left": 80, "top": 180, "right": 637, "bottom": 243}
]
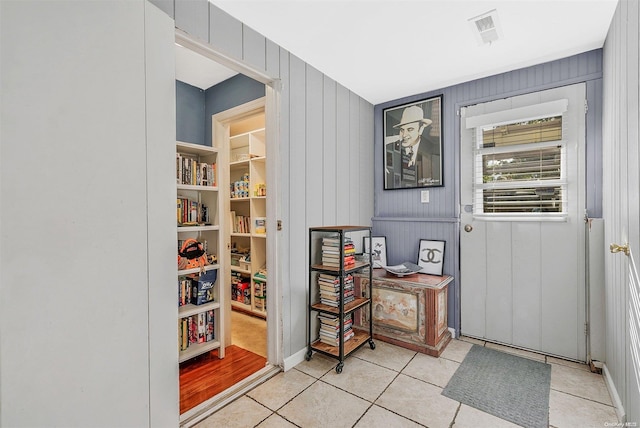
[{"left": 468, "top": 9, "right": 503, "bottom": 45}]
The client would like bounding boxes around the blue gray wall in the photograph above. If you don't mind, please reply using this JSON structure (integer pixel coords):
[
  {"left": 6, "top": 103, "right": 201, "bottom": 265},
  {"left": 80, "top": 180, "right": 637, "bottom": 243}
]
[
  {"left": 176, "top": 75, "right": 265, "bottom": 146},
  {"left": 176, "top": 80, "right": 205, "bottom": 145},
  {"left": 205, "top": 74, "right": 265, "bottom": 145},
  {"left": 373, "top": 49, "right": 604, "bottom": 333}
]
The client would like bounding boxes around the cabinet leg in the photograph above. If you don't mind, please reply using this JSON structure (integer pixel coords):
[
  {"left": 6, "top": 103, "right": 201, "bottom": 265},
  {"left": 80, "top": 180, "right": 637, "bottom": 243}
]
[
  {"left": 305, "top": 349, "right": 313, "bottom": 361},
  {"left": 369, "top": 339, "right": 376, "bottom": 350}
]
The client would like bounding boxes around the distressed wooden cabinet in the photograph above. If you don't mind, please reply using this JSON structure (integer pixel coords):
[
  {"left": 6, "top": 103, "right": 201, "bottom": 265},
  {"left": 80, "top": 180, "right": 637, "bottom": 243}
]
[{"left": 355, "top": 269, "right": 452, "bottom": 357}]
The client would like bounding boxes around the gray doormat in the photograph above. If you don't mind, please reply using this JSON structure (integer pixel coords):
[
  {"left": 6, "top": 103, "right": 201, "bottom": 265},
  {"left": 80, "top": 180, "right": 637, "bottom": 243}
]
[{"left": 442, "top": 345, "right": 551, "bottom": 428}]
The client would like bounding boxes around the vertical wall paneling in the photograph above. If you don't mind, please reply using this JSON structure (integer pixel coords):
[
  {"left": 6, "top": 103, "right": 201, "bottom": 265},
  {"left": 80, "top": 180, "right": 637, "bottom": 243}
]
[
  {"left": 374, "top": 50, "right": 604, "bottom": 334},
  {"left": 174, "top": 0, "right": 208, "bottom": 43},
  {"left": 1, "top": 2, "right": 150, "bottom": 426},
  {"left": 149, "top": 0, "right": 173, "bottom": 18},
  {"left": 305, "top": 65, "right": 324, "bottom": 229},
  {"left": 266, "top": 39, "right": 280, "bottom": 79},
  {"left": 208, "top": 4, "right": 243, "bottom": 59},
  {"left": 0, "top": 2, "right": 378, "bottom": 425},
  {"left": 144, "top": 2, "right": 180, "bottom": 425},
  {"left": 242, "top": 25, "right": 266, "bottom": 73},
  {"left": 278, "top": 48, "right": 292, "bottom": 357},
  {"left": 586, "top": 79, "right": 604, "bottom": 218},
  {"left": 349, "top": 91, "right": 360, "bottom": 223},
  {"left": 600, "top": 0, "right": 640, "bottom": 420},
  {"left": 336, "top": 84, "right": 351, "bottom": 225},
  {"left": 360, "top": 98, "right": 374, "bottom": 226},
  {"left": 322, "top": 76, "right": 338, "bottom": 225},
  {"left": 288, "top": 54, "right": 307, "bottom": 350},
  {"left": 627, "top": 0, "right": 640, "bottom": 418}
]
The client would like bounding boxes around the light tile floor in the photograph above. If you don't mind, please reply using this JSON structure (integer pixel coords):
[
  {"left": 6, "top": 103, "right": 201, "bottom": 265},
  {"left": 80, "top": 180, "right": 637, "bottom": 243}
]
[{"left": 195, "top": 337, "right": 619, "bottom": 428}]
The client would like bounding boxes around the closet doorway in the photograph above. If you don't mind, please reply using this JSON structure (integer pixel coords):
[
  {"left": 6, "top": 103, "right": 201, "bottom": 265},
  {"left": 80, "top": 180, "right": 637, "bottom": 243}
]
[{"left": 175, "top": 32, "right": 280, "bottom": 424}]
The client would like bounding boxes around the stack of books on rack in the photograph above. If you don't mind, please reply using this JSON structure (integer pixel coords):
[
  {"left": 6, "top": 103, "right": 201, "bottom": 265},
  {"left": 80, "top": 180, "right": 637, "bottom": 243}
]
[
  {"left": 317, "top": 273, "right": 355, "bottom": 307},
  {"left": 321, "top": 236, "right": 356, "bottom": 269},
  {"left": 318, "top": 313, "right": 354, "bottom": 346}
]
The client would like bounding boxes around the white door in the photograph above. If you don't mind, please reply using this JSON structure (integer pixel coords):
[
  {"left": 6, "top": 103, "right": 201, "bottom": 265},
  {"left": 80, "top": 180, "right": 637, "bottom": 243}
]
[{"left": 460, "top": 84, "right": 587, "bottom": 361}]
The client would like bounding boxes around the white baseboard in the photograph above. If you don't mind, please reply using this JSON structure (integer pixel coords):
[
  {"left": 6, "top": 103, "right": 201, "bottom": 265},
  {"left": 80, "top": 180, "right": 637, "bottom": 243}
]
[
  {"left": 283, "top": 347, "right": 307, "bottom": 371},
  {"left": 603, "top": 363, "right": 626, "bottom": 422}
]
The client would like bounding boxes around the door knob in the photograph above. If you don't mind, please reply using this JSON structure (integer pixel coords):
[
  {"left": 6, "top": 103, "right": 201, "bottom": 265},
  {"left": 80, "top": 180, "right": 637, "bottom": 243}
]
[
  {"left": 610, "top": 243, "right": 629, "bottom": 256},
  {"left": 464, "top": 224, "right": 473, "bottom": 233}
]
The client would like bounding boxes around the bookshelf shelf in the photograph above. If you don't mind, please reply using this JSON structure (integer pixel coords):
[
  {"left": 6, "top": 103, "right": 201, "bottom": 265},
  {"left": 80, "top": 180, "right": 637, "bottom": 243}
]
[
  {"left": 310, "top": 329, "right": 371, "bottom": 357},
  {"left": 178, "top": 340, "right": 221, "bottom": 363},
  {"left": 178, "top": 264, "right": 220, "bottom": 277},
  {"left": 230, "top": 160, "right": 250, "bottom": 168},
  {"left": 306, "top": 226, "right": 374, "bottom": 374},
  {"left": 177, "top": 140, "right": 220, "bottom": 156},
  {"left": 179, "top": 301, "right": 220, "bottom": 318},
  {"left": 229, "top": 124, "right": 268, "bottom": 318},
  {"left": 310, "top": 297, "right": 370, "bottom": 315},
  {"left": 178, "top": 225, "right": 219, "bottom": 233},
  {"left": 177, "top": 184, "right": 218, "bottom": 192},
  {"left": 177, "top": 141, "right": 225, "bottom": 362}
]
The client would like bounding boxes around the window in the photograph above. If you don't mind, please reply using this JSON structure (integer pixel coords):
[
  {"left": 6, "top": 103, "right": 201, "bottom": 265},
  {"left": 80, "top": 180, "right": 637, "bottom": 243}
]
[{"left": 472, "top": 115, "right": 567, "bottom": 219}]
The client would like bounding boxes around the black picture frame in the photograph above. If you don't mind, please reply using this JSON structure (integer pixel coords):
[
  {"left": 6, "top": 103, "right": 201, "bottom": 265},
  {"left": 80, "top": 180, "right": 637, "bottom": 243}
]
[
  {"left": 363, "top": 236, "right": 387, "bottom": 268},
  {"left": 383, "top": 95, "right": 444, "bottom": 190},
  {"left": 417, "top": 239, "right": 445, "bottom": 275}
]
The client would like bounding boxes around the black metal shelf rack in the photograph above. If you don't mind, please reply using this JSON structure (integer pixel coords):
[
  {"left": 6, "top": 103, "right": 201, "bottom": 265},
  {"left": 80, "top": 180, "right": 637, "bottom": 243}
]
[{"left": 306, "top": 226, "right": 375, "bottom": 373}]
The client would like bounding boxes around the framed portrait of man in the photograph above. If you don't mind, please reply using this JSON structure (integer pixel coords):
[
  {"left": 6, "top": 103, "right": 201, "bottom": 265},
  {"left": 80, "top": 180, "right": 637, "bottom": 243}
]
[{"left": 383, "top": 95, "right": 443, "bottom": 190}]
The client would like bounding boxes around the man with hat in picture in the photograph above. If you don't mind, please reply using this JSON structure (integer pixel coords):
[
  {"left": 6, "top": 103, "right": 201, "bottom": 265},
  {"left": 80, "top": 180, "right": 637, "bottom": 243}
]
[{"left": 389, "top": 104, "right": 440, "bottom": 188}]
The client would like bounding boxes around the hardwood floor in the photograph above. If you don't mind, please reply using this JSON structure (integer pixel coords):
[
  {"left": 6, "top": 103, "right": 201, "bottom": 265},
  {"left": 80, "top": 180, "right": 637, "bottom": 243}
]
[{"left": 180, "top": 345, "right": 267, "bottom": 414}]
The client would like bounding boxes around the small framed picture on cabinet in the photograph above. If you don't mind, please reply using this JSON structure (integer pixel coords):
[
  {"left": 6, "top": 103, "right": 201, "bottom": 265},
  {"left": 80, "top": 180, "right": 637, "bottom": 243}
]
[
  {"left": 363, "top": 236, "right": 387, "bottom": 268},
  {"left": 417, "top": 239, "right": 445, "bottom": 275}
]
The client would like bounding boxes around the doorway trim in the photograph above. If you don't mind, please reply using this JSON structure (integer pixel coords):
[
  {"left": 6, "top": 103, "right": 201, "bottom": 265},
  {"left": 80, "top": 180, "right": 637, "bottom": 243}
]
[{"left": 174, "top": 30, "right": 283, "bottom": 427}]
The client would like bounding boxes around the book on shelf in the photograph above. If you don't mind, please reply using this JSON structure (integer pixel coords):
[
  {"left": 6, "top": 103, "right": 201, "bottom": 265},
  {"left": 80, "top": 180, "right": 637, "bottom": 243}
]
[
  {"left": 318, "top": 313, "right": 353, "bottom": 328},
  {"left": 179, "top": 318, "right": 189, "bottom": 351},
  {"left": 230, "top": 211, "right": 251, "bottom": 234},
  {"left": 318, "top": 314, "right": 355, "bottom": 346},
  {"left": 321, "top": 235, "right": 357, "bottom": 268},
  {"left": 197, "top": 312, "right": 206, "bottom": 343},
  {"left": 178, "top": 310, "right": 216, "bottom": 352},
  {"left": 176, "top": 153, "right": 217, "bottom": 187},
  {"left": 177, "top": 196, "right": 208, "bottom": 225},
  {"left": 188, "top": 316, "right": 197, "bottom": 345},
  {"left": 178, "top": 278, "right": 193, "bottom": 307},
  {"left": 206, "top": 310, "right": 215, "bottom": 341}
]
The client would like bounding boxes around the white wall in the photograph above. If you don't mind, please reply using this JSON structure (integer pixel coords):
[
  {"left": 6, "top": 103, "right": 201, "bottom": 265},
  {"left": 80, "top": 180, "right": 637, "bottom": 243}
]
[
  {"left": 157, "top": 0, "right": 375, "bottom": 361},
  {"left": 0, "top": 0, "right": 374, "bottom": 425},
  {"left": 0, "top": 1, "right": 177, "bottom": 426},
  {"left": 602, "top": 0, "right": 640, "bottom": 422}
]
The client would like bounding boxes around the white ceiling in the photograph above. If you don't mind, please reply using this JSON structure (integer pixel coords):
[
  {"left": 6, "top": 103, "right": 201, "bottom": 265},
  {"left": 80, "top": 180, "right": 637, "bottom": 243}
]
[
  {"left": 183, "top": 0, "right": 618, "bottom": 105},
  {"left": 175, "top": 43, "right": 238, "bottom": 90}
]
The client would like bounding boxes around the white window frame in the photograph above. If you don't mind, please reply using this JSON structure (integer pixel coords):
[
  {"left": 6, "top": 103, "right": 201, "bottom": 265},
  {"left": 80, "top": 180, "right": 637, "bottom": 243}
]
[{"left": 465, "top": 99, "right": 569, "bottom": 222}]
